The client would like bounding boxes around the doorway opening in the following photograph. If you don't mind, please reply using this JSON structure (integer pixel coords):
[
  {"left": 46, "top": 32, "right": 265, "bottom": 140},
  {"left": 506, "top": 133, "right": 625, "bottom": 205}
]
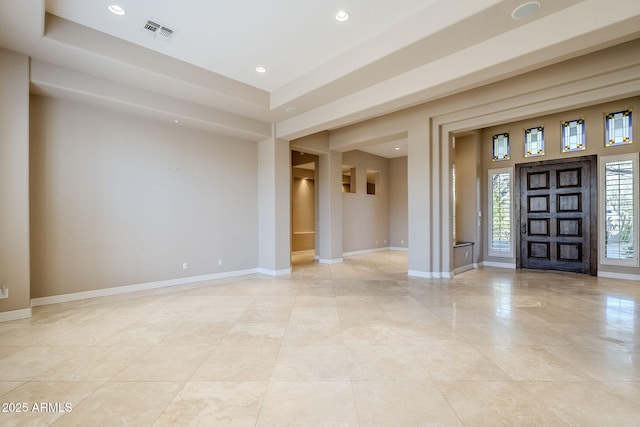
[{"left": 291, "top": 151, "right": 318, "bottom": 266}]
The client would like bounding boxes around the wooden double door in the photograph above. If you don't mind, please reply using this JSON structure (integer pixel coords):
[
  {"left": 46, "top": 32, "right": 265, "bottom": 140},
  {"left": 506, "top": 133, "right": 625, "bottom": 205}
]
[{"left": 516, "top": 156, "right": 597, "bottom": 275}]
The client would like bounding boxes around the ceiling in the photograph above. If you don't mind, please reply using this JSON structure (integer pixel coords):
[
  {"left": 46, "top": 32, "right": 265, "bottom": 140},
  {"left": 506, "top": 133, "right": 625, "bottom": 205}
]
[
  {"left": 2, "top": 0, "right": 640, "bottom": 156},
  {"left": 46, "top": 0, "right": 438, "bottom": 92}
]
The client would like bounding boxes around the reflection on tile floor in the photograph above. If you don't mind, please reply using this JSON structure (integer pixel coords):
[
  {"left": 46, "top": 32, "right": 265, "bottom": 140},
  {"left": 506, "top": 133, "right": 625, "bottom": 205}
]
[{"left": 1, "top": 251, "right": 640, "bottom": 426}]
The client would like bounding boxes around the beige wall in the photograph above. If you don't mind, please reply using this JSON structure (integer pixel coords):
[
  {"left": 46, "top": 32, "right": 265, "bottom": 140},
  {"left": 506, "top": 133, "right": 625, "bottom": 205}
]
[
  {"left": 389, "top": 156, "right": 408, "bottom": 249},
  {"left": 290, "top": 147, "right": 406, "bottom": 255},
  {"left": 2, "top": 30, "right": 636, "bottom": 315},
  {"left": 454, "top": 133, "right": 482, "bottom": 263},
  {"left": 291, "top": 175, "right": 315, "bottom": 252},
  {"left": 312, "top": 40, "right": 640, "bottom": 276},
  {"left": 342, "top": 150, "right": 390, "bottom": 253},
  {"left": 482, "top": 97, "right": 640, "bottom": 276},
  {"left": 0, "top": 49, "right": 30, "bottom": 314},
  {"left": 30, "top": 96, "right": 259, "bottom": 298},
  {"left": 481, "top": 98, "right": 640, "bottom": 168}
]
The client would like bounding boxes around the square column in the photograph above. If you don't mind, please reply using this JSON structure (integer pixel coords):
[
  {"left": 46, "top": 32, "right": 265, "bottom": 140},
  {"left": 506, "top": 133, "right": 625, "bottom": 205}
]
[
  {"left": 258, "top": 135, "right": 291, "bottom": 275},
  {"left": 407, "top": 122, "right": 432, "bottom": 277},
  {"left": 0, "top": 48, "right": 31, "bottom": 319},
  {"left": 318, "top": 150, "right": 343, "bottom": 263}
]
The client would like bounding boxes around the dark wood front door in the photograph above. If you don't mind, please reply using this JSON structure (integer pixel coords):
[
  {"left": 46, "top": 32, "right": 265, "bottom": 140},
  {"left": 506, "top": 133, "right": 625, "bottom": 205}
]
[{"left": 516, "top": 156, "right": 597, "bottom": 275}]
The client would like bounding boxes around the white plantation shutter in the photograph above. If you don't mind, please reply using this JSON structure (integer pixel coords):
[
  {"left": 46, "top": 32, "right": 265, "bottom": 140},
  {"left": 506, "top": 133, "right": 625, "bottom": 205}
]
[
  {"left": 489, "top": 168, "right": 513, "bottom": 257},
  {"left": 600, "top": 154, "right": 639, "bottom": 267}
]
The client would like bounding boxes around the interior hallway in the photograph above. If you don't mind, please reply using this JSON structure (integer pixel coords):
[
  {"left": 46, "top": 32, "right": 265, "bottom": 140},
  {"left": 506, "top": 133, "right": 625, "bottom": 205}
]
[{"left": 0, "top": 251, "right": 639, "bottom": 425}]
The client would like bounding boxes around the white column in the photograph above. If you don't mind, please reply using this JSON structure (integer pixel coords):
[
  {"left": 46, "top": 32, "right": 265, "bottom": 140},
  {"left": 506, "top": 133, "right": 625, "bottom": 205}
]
[
  {"left": 258, "top": 134, "right": 291, "bottom": 275},
  {"left": 437, "top": 129, "right": 452, "bottom": 278},
  {"left": 407, "top": 121, "right": 432, "bottom": 277},
  {"left": 0, "top": 48, "right": 31, "bottom": 319},
  {"left": 318, "top": 150, "right": 343, "bottom": 263}
]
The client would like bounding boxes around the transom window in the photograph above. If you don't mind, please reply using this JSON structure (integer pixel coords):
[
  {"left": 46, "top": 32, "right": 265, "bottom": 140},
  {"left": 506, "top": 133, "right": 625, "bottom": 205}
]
[
  {"left": 492, "top": 133, "right": 510, "bottom": 161},
  {"left": 605, "top": 110, "right": 633, "bottom": 147},
  {"left": 562, "top": 119, "right": 586, "bottom": 152},
  {"left": 524, "top": 126, "right": 544, "bottom": 157}
]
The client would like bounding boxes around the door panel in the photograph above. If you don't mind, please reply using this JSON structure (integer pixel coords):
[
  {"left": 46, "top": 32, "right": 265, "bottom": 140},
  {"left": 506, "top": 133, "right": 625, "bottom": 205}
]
[
  {"left": 518, "top": 158, "right": 596, "bottom": 274},
  {"left": 558, "top": 218, "right": 581, "bottom": 236},
  {"left": 528, "top": 195, "right": 549, "bottom": 212},
  {"left": 529, "top": 219, "right": 549, "bottom": 235}
]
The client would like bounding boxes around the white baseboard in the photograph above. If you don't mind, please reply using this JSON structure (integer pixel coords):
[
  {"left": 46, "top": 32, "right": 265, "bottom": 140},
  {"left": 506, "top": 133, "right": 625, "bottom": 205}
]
[
  {"left": 291, "top": 250, "right": 315, "bottom": 256},
  {"left": 598, "top": 271, "right": 640, "bottom": 281},
  {"left": 318, "top": 258, "right": 343, "bottom": 264},
  {"left": 453, "top": 264, "right": 475, "bottom": 275},
  {"left": 343, "top": 247, "right": 389, "bottom": 257},
  {"left": 0, "top": 307, "right": 32, "bottom": 322},
  {"left": 407, "top": 270, "right": 432, "bottom": 278},
  {"left": 433, "top": 272, "right": 452, "bottom": 279},
  {"left": 389, "top": 247, "right": 408, "bottom": 252},
  {"left": 257, "top": 268, "right": 292, "bottom": 276},
  {"left": 407, "top": 270, "right": 453, "bottom": 279},
  {"left": 30, "top": 268, "right": 260, "bottom": 307},
  {"left": 481, "top": 261, "right": 516, "bottom": 269}
]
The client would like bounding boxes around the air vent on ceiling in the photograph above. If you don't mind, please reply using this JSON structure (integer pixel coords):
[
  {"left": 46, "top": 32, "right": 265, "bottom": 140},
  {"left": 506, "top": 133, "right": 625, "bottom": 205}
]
[
  {"left": 143, "top": 20, "right": 175, "bottom": 41},
  {"left": 158, "top": 26, "right": 174, "bottom": 40},
  {"left": 144, "top": 20, "right": 160, "bottom": 33}
]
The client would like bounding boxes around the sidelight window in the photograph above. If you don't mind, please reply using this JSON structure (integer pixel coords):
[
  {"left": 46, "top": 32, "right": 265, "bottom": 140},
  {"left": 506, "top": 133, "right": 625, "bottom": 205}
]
[
  {"left": 599, "top": 153, "right": 639, "bottom": 266},
  {"left": 488, "top": 168, "right": 513, "bottom": 257},
  {"left": 452, "top": 164, "right": 456, "bottom": 242}
]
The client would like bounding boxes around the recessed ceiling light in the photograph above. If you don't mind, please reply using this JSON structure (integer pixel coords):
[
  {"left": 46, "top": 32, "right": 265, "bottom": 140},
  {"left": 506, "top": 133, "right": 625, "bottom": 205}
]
[
  {"left": 511, "top": 1, "right": 541, "bottom": 19},
  {"left": 256, "top": 66, "right": 266, "bottom": 73},
  {"left": 173, "top": 119, "right": 180, "bottom": 124},
  {"left": 394, "top": 147, "right": 401, "bottom": 151},
  {"left": 108, "top": 4, "right": 126, "bottom": 16},
  {"left": 286, "top": 107, "right": 299, "bottom": 114},
  {"left": 335, "top": 10, "right": 350, "bottom": 22}
]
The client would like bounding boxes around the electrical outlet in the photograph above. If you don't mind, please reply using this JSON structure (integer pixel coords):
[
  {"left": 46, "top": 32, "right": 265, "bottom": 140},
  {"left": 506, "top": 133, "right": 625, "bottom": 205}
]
[
  {"left": 401, "top": 240, "right": 404, "bottom": 244},
  {"left": 0, "top": 286, "right": 8, "bottom": 299},
  {"left": 218, "top": 258, "right": 223, "bottom": 266},
  {"left": 182, "top": 262, "right": 188, "bottom": 270}
]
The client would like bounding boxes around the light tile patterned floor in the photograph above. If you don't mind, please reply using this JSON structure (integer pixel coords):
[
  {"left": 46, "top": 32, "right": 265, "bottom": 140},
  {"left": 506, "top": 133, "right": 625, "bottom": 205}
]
[{"left": 1, "top": 251, "right": 640, "bottom": 426}]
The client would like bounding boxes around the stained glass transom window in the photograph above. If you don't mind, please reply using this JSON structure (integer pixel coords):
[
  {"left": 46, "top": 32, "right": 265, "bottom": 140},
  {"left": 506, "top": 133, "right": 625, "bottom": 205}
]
[
  {"left": 605, "top": 110, "right": 633, "bottom": 147},
  {"left": 524, "top": 126, "right": 544, "bottom": 157},
  {"left": 562, "top": 119, "right": 586, "bottom": 152},
  {"left": 492, "top": 133, "right": 510, "bottom": 161}
]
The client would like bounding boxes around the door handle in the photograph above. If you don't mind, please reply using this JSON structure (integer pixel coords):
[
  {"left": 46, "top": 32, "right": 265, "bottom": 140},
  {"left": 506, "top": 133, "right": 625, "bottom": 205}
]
[{"left": 521, "top": 223, "right": 527, "bottom": 234}]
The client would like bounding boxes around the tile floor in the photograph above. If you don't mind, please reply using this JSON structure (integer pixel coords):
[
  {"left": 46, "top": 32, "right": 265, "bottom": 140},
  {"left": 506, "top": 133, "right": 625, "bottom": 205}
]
[{"left": 1, "top": 251, "right": 640, "bottom": 426}]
